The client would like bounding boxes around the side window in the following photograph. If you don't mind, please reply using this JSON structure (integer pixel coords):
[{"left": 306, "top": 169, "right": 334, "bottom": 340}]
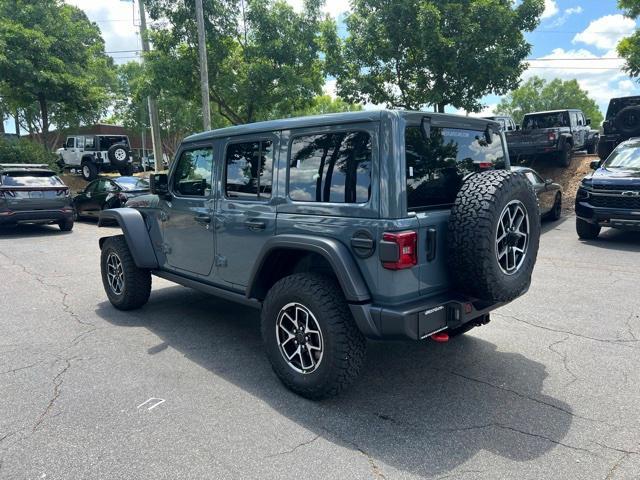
[
  {"left": 77, "top": 136, "right": 85, "bottom": 149},
  {"left": 85, "top": 180, "right": 98, "bottom": 194},
  {"left": 289, "top": 131, "right": 372, "bottom": 203},
  {"left": 84, "top": 136, "right": 95, "bottom": 149},
  {"left": 225, "top": 140, "right": 273, "bottom": 200},
  {"left": 570, "top": 112, "right": 578, "bottom": 127},
  {"left": 65, "top": 137, "right": 75, "bottom": 148},
  {"left": 172, "top": 147, "right": 213, "bottom": 197}
]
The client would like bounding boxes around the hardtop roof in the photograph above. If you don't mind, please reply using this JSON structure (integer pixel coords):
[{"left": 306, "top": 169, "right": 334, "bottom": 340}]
[
  {"left": 183, "top": 110, "right": 499, "bottom": 143},
  {"left": 523, "top": 109, "right": 583, "bottom": 116}
]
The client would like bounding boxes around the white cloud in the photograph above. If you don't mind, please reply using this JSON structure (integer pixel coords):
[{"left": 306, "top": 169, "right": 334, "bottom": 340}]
[
  {"left": 521, "top": 48, "right": 639, "bottom": 114},
  {"left": 573, "top": 14, "right": 636, "bottom": 50},
  {"left": 565, "top": 6, "right": 583, "bottom": 15},
  {"left": 65, "top": 0, "right": 141, "bottom": 64},
  {"left": 541, "top": 0, "right": 559, "bottom": 20},
  {"left": 286, "top": 0, "right": 349, "bottom": 17},
  {"left": 548, "top": 5, "right": 583, "bottom": 27}
]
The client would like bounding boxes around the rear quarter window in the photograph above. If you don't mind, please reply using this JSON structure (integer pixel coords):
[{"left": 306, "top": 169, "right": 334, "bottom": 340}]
[{"left": 405, "top": 126, "right": 505, "bottom": 211}]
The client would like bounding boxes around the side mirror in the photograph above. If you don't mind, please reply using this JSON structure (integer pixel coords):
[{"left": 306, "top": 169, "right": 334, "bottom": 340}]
[
  {"left": 515, "top": 125, "right": 521, "bottom": 131},
  {"left": 545, "top": 178, "right": 553, "bottom": 186},
  {"left": 586, "top": 118, "right": 592, "bottom": 126},
  {"left": 590, "top": 160, "right": 600, "bottom": 170},
  {"left": 150, "top": 173, "right": 169, "bottom": 197}
]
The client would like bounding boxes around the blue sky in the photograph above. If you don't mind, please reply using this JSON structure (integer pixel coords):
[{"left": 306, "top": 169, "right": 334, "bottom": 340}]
[{"left": 4, "top": 0, "right": 639, "bottom": 132}]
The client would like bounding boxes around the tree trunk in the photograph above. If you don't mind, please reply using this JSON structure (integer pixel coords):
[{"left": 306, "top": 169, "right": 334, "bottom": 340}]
[
  {"left": 14, "top": 110, "right": 20, "bottom": 137},
  {"left": 0, "top": 113, "right": 5, "bottom": 134},
  {"left": 38, "top": 94, "right": 49, "bottom": 148},
  {"left": 437, "top": 102, "right": 445, "bottom": 113}
]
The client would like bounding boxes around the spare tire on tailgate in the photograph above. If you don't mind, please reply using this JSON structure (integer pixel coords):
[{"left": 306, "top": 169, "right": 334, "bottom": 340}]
[
  {"left": 448, "top": 170, "right": 540, "bottom": 303},
  {"left": 107, "top": 143, "right": 131, "bottom": 168},
  {"left": 614, "top": 106, "right": 640, "bottom": 137}
]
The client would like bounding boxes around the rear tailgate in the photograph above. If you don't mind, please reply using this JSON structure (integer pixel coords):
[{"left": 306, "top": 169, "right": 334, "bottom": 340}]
[{"left": 0, "top": 186, "right": 70, "bottom": 211}]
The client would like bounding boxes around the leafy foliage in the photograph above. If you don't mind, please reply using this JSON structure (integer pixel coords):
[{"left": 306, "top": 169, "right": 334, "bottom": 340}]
[
  {"left": 291, "top": 95, "right": 363, "bottom": 117},
  {"left": 618, "top": 0, "right": 640, "bottom": 77},
  {"left": 496, "top": 77, "right": 603, "bottom": 126},
  {"left": 0, "top": 136, "right": 57, "bottom": 166},
  {"left": 325, "top": 0, "right": 545, "bottom": 112},
  {"left": 144, "top": 0, "right": 330, "bottom": 125},
  {"left": 0, "top": 0, "right": 114, "bottom": 147}
]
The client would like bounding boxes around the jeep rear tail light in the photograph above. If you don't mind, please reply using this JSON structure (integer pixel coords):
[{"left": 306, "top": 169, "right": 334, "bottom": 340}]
[
  {"left": 548, "top": 132, "right": 557, "bottom": 142},
  {"left": 381, "top": 231, "right": 417, "bottom": 270}
]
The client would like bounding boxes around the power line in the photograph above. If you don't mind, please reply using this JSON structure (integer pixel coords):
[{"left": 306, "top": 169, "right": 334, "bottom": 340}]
[
  {"left": 527, "top": 66, "right": 622, "bottom": 70},
  {"left": 527, "top": 57, "right": 622, "bottom": 61}
]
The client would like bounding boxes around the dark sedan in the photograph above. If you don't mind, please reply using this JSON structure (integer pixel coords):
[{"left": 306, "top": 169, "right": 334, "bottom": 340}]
[
  {"left": 73, "top": 176, "right": 149, "bottom": 219},
  {"left": 0, "top": 163, "right": 74, "bottom": 231},
  {"left": 511, "top": 166, "right": 562, "bottom": 220}
]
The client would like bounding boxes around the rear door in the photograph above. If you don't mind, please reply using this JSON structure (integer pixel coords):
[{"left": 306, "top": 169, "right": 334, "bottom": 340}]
[
  {"left": 404, "top": 119, "right": 508, "bottom": 296},
  {"left": 215, "top": 135, "right": 278, "bottom": 287}
]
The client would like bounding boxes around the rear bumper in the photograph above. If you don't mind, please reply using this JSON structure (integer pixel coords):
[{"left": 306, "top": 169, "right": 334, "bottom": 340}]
[
  {"left": 349, "top": 292, "right": 503, "bottom": 340},
  {"left": 0, "top": 209, "right": 73, "bottom": 225},
  {"left": 576, "top": 201, "right": 640, "bottom": 231},
  {"left": 508, "top": 145, "right": 558, "bottom": 158}
]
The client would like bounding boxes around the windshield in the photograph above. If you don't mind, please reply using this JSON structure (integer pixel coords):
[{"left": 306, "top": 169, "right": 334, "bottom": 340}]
[
  {"left": 604, "top": 144, "right": 640, "bottom": 169},
  {"left": 98, "top": 136, "right": 129, "bottom": 150},
  {"left": 523, "top": 112, "right": 569, "bottom": 129},
  {"left": 115, "top": 177, "right": 149, "bottom": 190},
  {"left": 405, "top": 126, "right": 506, "bottom": 210},
  {"left": 1, "top": 172, "right": 64, "bottom": 187}
]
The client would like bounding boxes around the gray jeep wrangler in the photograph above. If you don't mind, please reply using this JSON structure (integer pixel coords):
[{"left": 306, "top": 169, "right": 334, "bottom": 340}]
[{"left": 97, "top": 111, "right": 540, "bottom": 399}]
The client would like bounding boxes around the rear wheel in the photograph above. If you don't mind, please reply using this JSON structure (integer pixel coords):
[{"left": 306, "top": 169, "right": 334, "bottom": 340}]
[
  {"left": 119, "top": 164, "right": 134, "bottom": 176},
  {"left": 548, "top": 193, "right": 562, "bottom": 221},
  {"left": 576, "top": 218, "right": 601, "bottom": 240},
  {"left": 100, "top": 235, "right": 151, "bottom": 310},
  {"left": 58, "top": 218, "right": 74, "bottom": 231},
  {"left": 558, "top": 144, "right": 572, "bottom": 167},
  {"left": 261, "top": 273, "right": 366, "bottom": 399}
]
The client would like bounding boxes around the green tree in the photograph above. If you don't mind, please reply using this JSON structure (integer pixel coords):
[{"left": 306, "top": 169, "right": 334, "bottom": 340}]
[
  {"left": 496, "top": 77, "right": 603, "bottom": 126},
  {"left": 145, "top": 0, "right": 330, "bottom": 125},
  {"left": 291, "top": 95, "right": 363, "bottom": 117},
  {"left": 325, "top": 0, "right": 544, "bottom": 113},
  {"left": 618, "top": 0, "right": 640, "bottom": 77},
  {"left": 0, "top": 0, "right": 114, "bottom": 148}
]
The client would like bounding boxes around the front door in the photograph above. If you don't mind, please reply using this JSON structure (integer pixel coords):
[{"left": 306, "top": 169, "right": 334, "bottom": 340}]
[
  {"left": 215, "top": 135, "right": 277, "bottom": 287},
  {"left": 62, "top": 137, "right": 79, "bottom": 165},
  {"left": 161, "top": 145, "right": 216, "bottom": 277}
]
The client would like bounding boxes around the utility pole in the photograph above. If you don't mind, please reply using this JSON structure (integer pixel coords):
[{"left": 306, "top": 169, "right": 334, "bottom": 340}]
[
  {"left": 195, "top": 0, "right": 211, "bottom": 131},
  {"left": 137, "top": 0, "right": 163, "bottom": 173}
]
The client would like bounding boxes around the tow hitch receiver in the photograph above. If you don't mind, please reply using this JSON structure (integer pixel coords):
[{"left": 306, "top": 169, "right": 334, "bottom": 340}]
[{"left": 430, "top": 331, "right": 449, "bottom": 343}]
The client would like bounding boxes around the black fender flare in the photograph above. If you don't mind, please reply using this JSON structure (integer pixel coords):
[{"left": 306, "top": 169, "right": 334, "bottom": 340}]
[
  {"left": 247, "top": 234, "right": 371, "bottom": 304},
  {"left": 559, "top": 134, "right": 573, "bottom": 150},
  {"left": 98, "top": 208, "right": 158, "bottom": 269}
]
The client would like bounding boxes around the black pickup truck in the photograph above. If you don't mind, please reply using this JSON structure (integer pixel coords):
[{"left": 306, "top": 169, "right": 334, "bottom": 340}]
[{"left": 506, "top": 109, "right": 592, "bottom": 167}]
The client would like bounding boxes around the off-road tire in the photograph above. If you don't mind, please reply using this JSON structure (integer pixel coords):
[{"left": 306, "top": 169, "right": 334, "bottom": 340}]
[
  {"left": 58, "top": 218, "right": 74, "bottom": 231},
  {"left": 261, "top": 273, "right": 366, "bottom": 399},
  {"left": 614, "top": 106, "right": 640, "bottom": 137},
  {"left": 448, "top": 170, "right": 540, "bottom": 303},
  {"left": 586, "top": 140, "right": 597, "bottom": 155},
  {"left": 597, "top": 140, "right": 614, "bottom": 161},
  {"left": 576, "top": 218, "right": 601, "bottom": 240},
  {"left": 107, "top": 144, "right": 130, "bottom": 169},
  {"left": 81, "top": 161, "right": 98, "bottom": 181},
  {"left": 558, "top": 144, "right": 572, "bottom": 167},
  {"left": 548, "top": 193, "right": 562, "bottom": 221},
  {"left": 119, "top": 164, "right": 134, "bottom": 176},
  {"left": 100, "top": 235, "right": 151, "bottom": 310}
]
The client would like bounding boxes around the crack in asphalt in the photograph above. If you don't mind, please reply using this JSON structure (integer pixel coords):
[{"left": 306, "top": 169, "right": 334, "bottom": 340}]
[
  {"left": 547, "top": 336, "right": 579, "bottom": 387},
  {"left": 435, "top": 470, "right": 484, "bottom": 480},
  {"left": 623, "top": 312, "right": 638, "bottom": 342},
  {"left": 0, "top": 361, "right": 43, "bottom": 376},
  {"left": 495, "top": 312, "right": 639, "bottom": 348},
  {"left": 266, "top": 434, "right": 320, "bottom": 457},
  {"left": 604, "top": 452, "right": 631, "bottom": 480},
  {"left": 32, "top": 357, "right": 74, "bottom": 432}
]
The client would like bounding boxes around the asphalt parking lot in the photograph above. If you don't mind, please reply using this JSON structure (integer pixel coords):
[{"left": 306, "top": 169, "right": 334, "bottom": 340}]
[{"left": 1, "top": 217, "right": 639, "bottom": 479}]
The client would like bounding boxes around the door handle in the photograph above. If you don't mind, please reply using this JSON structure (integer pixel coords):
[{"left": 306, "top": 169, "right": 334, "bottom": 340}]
[
  {"left": 245, "top": 219, "right": 266, "bottom": 231},
  {"left": 194, "top": 214, "right": 211, "bottom": 224}
]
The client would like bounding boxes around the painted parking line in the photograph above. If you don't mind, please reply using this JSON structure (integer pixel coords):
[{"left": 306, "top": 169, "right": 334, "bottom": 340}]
[{"left": 137, "top": 397, "right": 165, "bottom": 411}]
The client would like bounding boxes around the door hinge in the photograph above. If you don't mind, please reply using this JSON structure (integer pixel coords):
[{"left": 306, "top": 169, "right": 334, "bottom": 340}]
[
  {"left": 161, "top": 243, "right": 172, "bottom": 254},
  {"left": 215, "top": 254, "right": 227, "bottom": 267}
]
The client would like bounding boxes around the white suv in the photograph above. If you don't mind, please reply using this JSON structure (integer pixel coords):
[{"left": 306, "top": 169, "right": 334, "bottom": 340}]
[{"left": 57, "top": 135, "right": 134, "bottom": 181}]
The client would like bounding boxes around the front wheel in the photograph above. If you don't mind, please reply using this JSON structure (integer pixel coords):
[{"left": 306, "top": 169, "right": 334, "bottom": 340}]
[
  {"left": 548, "top": 193, "right": 562, "bottom": 221},
  {"left": 261, "top": 273, "right": 366, "bottom": 399},
  {"left": 81, "top": 162, "right": 98, "bottom": 181},
  {"left": 58, "top": 218, "right": 74, "bottom": 231},
  {"left": 100, "top": 235, "right": 151, "bottom": 310},
  {"left": 576, "top": 218, "right": 601, "bottom": 240}
]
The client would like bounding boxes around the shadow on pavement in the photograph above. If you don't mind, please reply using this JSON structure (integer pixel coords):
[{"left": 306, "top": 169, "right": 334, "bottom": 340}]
[
  {"left": 0, "top": 224, "right": 71, "bottom": 238},
  {"left": 541, "top": 214, "right": 569, "bottom": 234},
  {"left": 579, "top": 228, "right": 640, "bottom": 253},
  {"left": 96, "top": 286, "right": 573, "bottom": 477}
]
